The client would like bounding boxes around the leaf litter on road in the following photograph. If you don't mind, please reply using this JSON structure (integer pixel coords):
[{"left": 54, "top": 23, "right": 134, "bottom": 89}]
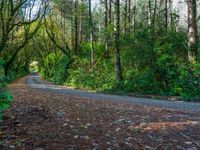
[{"left": 0, "top": 77, "right": 200, "bottom": 149}]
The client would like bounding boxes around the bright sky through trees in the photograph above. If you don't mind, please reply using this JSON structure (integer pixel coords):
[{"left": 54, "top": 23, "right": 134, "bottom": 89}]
[{"left": 24, "top": 0, "right": 43, "bottom": 20}]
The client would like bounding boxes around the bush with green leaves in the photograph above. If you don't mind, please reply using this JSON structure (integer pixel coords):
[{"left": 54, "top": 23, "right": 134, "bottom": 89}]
[
  {"left": 120, "top": 29, "right": 200, "bottom": 100},
  {"left": 65, "top": 60, "right": 115, "bottom": 91},
  {"left": 0, "top": 60, "right": 12, "bottom": 119},
  {"left": 174, "top": 63, "right": 200, "bottom": 101}
]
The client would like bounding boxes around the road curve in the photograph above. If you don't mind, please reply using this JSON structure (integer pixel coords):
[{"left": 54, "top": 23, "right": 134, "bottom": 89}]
[{"left": 26, "top": 75, "right": 200, "bottom": 113}]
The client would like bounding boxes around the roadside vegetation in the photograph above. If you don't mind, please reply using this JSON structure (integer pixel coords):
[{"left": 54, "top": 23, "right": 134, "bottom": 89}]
[
  {"left": 35, "top": 0, "right": 200, "bottom": 101},
  {"left": 0, "top": 60, "right": 12, "bottom": 119},
  {"left": 0, "top": 0, "right": 47, "bottom": 119}
]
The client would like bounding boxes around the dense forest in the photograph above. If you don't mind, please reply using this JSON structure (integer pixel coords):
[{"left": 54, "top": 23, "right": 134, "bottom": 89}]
[{"left": 0, "top": 0, "right": 200, "bottom": 117}]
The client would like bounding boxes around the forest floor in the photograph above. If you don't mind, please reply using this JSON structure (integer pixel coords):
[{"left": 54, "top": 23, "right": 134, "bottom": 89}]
[{"left": 1, "top": 77, "right": 200, "bottom": 150}]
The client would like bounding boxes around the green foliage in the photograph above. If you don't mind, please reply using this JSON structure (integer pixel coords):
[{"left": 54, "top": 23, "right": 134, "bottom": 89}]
[
  {"left": 39, "top": 53, "right": 60, "bottom": 79},
  {"left": 121, "top": 30, "right": 199, "bottom": 100},
  {"left": 65, "top": 61, "right": 115, "bottom": 91},
  {"left": 35, "top": 0, "right": 199, "bottom": 102},
  {"left": 123, "top": 69, "right": 158, "bottom": 94},
  {"left": 38, "top": 29, "right": 200, "bottom": 101},
  {"left": 39, "top": 55, "right": 72, "bottom": 85},
  {"left": 174, "top": 63, "right": 200, "bottom": 100},
  {"left": 51, "top": 56, "right": 71, "bottom": 84},
  {"left": 0, "top": 60, "right": 12, "bottom": 119}
]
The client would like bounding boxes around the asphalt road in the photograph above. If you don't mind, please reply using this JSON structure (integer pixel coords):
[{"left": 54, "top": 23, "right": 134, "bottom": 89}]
[{"left": 26, "top": 75, "right": 200, "bottom": 113}]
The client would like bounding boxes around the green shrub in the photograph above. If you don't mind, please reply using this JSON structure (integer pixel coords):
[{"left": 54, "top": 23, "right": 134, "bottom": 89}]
[
  {"left": 65, "top": 60, "right": 115, "bottom": 91},
  {"left": 174, "top": 63, "right": 200, "bottom": 101},
  {"left": 0, "top": 60, "right": 12, "bottom": 119},
  {"left": 124, "top": 69, "right": 159, "bottom": 94}
]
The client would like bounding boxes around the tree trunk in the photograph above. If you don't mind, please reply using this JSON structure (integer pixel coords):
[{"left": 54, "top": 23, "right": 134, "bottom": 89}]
[
  {"left": 104, "top": 0, "right": 109, "bottom": 57},
  {"left": 74, "top": 0, "right": 79, "bottom": 55},
  {"left": 114, "top": 0, "right": 123, "bottom": 81},
  {"left": 109, "top": 0, "right": 112, "bottom": 25},
  {"left": 133, "top": 5, "right": 136, "bottom": 34},
  {"left": 105, "top": 0, "right": 108, "bottom": 28},
  {"left": 124, "top": 0, "right": 128, "bottom": 36},
  {"left": 60, "top": 4, "right": 66, "bottom": 53},
  {"left": 79, "top": 0, "right": 84, "bottom": 46},
  {"left": 169, "top": 0, "right": 173, "bottom": 30},
  {"left": 148, "top": 0, "right": 152, "bottom": 27},
  {"left": 165, "top": 0, "right": 168, "bottom": 31},
  {"left": 187, "top": 0, "right": 198, "bottom": 62},
  {"left": 152, "top": 0, "right": 157, "bottom": 34},
  {"left": 71, "top": 1, "right": 74, "bottom": 52},
  {"left": 128, "top": 0, "right": 131, "bottom": 32},
  {"left": 88, "top": 0, "right": 94, "bottom": 68}
]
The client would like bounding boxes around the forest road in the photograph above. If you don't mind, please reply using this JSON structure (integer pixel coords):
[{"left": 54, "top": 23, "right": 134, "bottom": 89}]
[{"left": 26, "top": 75, "right": 200, "bottom": 113}]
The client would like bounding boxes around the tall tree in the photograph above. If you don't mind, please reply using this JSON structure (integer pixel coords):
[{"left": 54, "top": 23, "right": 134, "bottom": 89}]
[
  {"left": 132, "top": 6, "right": 136, "bottom": 33},
  {"left": 187, "top": 0, "right": 198, "bottom": 62},
  {"left": 123, "top": 0, "right": 128, "bottom": 35},
  {"left": 88, "top": 0, "right": 94, "bottom": 68},
  {"left": 104, "top": 0, "right": 109, "bottom": 54},
  {"left": 148, "top": 0, "right": 152, "bottom": 27},
  {"left": 109, "top": 0, "right": 112, "bottom": 25},
  {"left": 152, "top": 0, "right": 157, "bottom": 33},
  {"left": 169, "top": 0, "right": 174, "bottom": 30},
  {"left": 114, "top": 0, "right": 123, "bottom": 81},
  {"left": 127, "top": 0, "right": 131, "bottom": 32},
  {"left": 74, "top": 0, "right": 79, "bottom": 54},
  {"left": 165, "top": 0, "right": 168, "bottom": 31}
]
